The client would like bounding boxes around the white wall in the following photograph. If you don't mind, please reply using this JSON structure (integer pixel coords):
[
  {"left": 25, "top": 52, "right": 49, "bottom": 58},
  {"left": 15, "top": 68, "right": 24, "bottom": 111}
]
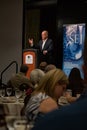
[{"left": 0, "top": 0, "right": 23, "bottom": 84}]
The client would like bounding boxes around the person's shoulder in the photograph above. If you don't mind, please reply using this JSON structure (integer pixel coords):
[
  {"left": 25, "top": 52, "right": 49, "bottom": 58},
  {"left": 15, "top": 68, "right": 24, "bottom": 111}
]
[
  {"left": 9, "top": 73, "right": 18, "bottom": 80},
  {"left": 47, "top": 39, "right": 53, "bottom": 44},
  {"left": 32, "top": 97, "right": 87, "bottom": 130},
  {"left": 47, "top": 38, "right": 53, "bottom": 42}
]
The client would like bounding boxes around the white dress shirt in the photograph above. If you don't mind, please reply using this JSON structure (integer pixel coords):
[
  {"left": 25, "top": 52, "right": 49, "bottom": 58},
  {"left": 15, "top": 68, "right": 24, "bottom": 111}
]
[{"left": 42, "top": 39, "right": 47, "bottom": 50}]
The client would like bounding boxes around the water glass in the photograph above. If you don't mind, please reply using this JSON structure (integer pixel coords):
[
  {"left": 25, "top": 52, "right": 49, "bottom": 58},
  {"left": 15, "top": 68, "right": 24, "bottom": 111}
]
[
  {"left": 15, "top": 89, "right": 22, "bottom": 102},
  {"left": 0, "top": 88, "right": 5, "bottom": 97},
  {"left": 6, "top": 87, "right": 12, "bottom": 96}
]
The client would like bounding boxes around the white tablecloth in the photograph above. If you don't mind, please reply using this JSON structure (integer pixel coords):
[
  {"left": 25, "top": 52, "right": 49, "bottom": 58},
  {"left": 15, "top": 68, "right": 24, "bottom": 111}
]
[{"left": 0, "top": 97, "right": 24, "bottom": 116}]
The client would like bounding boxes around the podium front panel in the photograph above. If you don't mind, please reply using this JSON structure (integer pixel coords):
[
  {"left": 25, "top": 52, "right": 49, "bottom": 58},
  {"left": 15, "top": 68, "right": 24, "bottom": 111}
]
[{"left": 23, "top": 49, "right": 38, "bottom": 77}]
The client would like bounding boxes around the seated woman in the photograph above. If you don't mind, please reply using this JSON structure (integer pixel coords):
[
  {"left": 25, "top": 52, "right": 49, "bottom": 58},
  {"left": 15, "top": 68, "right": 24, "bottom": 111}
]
[
  {"left": 60, "top": 67, "right": 85, "bottom": 105},
  {"left": 25, "top": 69, "right": 68, "bottom": 124},
  {"left": 67, "top": 67, "right": 84, "bottom": 97}
]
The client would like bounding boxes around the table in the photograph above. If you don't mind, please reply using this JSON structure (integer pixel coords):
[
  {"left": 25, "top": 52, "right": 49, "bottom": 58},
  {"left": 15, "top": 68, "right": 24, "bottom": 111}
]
[{"left": 0, "top": 96, "right": 24, "bottom": 116}]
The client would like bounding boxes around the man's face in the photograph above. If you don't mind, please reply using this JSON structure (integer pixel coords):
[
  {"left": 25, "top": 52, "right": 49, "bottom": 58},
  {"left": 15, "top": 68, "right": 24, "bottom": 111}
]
[{"left": 41, "top": 31, "right": 48, "bottom": 40}]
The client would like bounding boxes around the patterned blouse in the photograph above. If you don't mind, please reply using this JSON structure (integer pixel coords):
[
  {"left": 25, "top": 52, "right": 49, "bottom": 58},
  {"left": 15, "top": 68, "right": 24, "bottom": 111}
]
[{"left": 25, "top": 92, "right": 49, "bottom": 122}]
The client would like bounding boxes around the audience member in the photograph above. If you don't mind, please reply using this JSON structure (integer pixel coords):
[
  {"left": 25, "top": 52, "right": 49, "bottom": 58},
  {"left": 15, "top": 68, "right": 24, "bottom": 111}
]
[
  {"left": 25, "top": 69, "right": 68, "bottom": 123},
  {"left": 32, "top": 96, "right": 87, "bottom": 130},
  {"left": 28, "top": 30, "right": 54, "bottom": 64},
  {"left": 30, "top": 69, "right": 45, "bottom": 89},
  {"left": 21, "top": 86, "right": 34, "bottom": 116},
  {"left": 39, "top": 61, "right": 48, "bottom": 72},
  {"left": 62, "top": 67, "right": 85, "bottom": 104},
  {"left": 44, "top": 64, "right": 56, "bottom": 73},
  {"left": 7, "top": 64, "right": 33, "bottom": 91},
  {"left": 21, "top": 69, "right": 45, "bottom": 116},
  {"left": 67, "top": 67, "right": 84, "bottom": 97}
]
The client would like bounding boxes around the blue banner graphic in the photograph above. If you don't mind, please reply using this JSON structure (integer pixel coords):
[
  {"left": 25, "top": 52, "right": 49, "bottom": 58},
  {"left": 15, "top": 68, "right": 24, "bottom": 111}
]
[{"left": 62, "top": 23, "right": 85, "bottom": 78}]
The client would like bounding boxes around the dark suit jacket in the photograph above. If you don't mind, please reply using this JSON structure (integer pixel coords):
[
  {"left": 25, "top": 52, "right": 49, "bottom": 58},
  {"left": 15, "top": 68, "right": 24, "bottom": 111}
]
[
  {"left": 38, "top": 39, "right": 53, "bottom": 53},
  {"left": 32, "top": 97, "right": 87, "bottom": 130},
  {"left": 30, "top": 38, "right": 54, "bottom": 64}
]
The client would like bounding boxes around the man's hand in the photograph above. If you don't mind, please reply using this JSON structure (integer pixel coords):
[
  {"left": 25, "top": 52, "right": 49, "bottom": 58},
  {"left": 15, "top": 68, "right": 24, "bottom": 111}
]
[
  {"left": 43, "top": 50, "right": 47, "bottom": 55},
  {"left": 28, "top": 38, "right": 34, "bottom": 46}
]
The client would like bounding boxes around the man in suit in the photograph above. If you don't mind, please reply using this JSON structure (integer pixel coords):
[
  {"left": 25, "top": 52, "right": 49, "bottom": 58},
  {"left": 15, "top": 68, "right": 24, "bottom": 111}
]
[{"left": 28, "top": 30, "right": 54, "bottom": 64}]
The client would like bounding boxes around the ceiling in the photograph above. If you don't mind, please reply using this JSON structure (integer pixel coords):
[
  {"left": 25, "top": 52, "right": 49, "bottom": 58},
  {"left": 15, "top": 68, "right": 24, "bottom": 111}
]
[
  {"left": 25, "top": 0, "right": 57, "bottom": 8},
  {"left": 24, "top": 0, "right": 87, "bottom": 9}
]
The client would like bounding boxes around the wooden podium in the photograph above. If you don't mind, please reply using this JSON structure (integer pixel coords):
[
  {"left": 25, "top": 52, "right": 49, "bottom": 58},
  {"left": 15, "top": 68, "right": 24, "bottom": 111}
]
[{"left": 23, "top": 49, "right": 39, "bottom": 77}]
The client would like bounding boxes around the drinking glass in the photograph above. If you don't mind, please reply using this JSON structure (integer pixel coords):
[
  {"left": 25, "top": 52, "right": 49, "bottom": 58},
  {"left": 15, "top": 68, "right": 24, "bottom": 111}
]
[
  {"left": 6, "top": 87, "right": 12, "bottom": 96},
  {"left": 0, "top": 88, "right": 5, "bottom": 97},
  {"left": 14, "top": 119, "right": 27, "bottom": 130},
  {"left": 15, "top": 89, "right": 22, "bottom": 102}
]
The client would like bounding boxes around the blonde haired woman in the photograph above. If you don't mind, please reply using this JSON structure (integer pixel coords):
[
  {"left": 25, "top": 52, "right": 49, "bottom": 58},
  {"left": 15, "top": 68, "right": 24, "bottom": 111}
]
[{"left": 25, "top": 69, "right": 68, "bottom": 123}]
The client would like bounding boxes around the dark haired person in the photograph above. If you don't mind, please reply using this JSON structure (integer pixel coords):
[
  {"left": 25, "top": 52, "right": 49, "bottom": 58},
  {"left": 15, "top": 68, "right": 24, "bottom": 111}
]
[
  {"left": 7, "top": 64, "right": 33, "bottom": 90},
  {"left": 67, "top": 67, "right": 84, "bottom": 97}
]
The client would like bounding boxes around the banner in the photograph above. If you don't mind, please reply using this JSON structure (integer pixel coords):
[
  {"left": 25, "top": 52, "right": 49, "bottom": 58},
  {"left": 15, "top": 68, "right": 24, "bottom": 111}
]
[{"left": 62, "top": 23, "right": 85, "bottom": 78}]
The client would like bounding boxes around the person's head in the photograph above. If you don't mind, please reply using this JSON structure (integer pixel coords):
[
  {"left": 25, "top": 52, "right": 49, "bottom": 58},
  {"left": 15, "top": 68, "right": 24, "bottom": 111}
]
[
  {"left": 68, "top": 67, "right": 84, "bottom": 96},
  {"left": 45, "top": 64, "right": 56, "bottom": 73},
  {"left": 39, "top": 62, "right": 48, "bottom": 72},
  {"left": 69, "top": 67, "right": 82, "bottom": 82},
  {"left": 30, "top": 69, "right": 45, "bottom": 88},
  {"left": 20, "top": 64, "right": 29, "bottom": 75},
  {"left": 41, "top": 30, "right": 48, "bottom": 40},
  {"left": 33, "top": 69, "right": 68, "bottom": 101}
]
